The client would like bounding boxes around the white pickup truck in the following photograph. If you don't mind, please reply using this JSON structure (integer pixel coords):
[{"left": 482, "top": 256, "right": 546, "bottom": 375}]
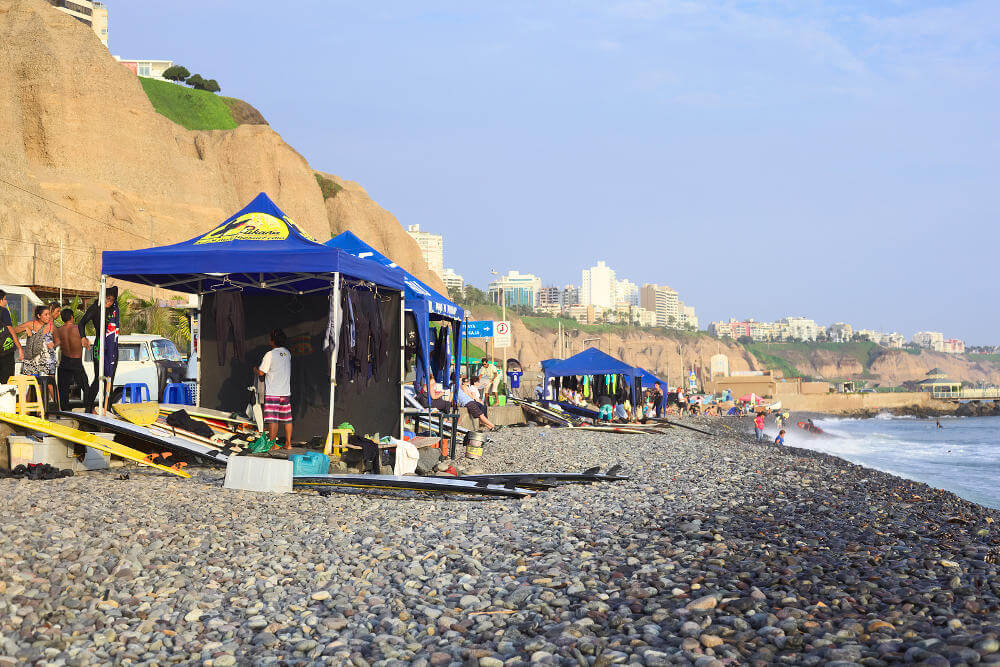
[{"left": 74, "top": 334, "right": 189, "bottom": 405}]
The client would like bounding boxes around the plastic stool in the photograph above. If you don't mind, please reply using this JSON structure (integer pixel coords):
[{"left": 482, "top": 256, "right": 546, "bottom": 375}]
[
  {"left": 122, "top": 383, "right": 151, "bottom": 404},
  {"left": 9, "top": 375, "right": 46, "bottom": 419},
  {"left": 162, "top": 383, "right": 188, "bottom": 405},
  {"left": 324, "top": 428, "right": 352, "bottom": 457},
  {"left": 35, "top": 375, "right": 58, "bottom": 413},
  {"left": 183, "top": 382, "right": 197, "bottom": 405}
]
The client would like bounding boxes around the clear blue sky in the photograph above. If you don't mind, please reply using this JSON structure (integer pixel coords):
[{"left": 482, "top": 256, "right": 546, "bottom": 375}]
[{"left": 110, "top": 1, "right": 1000, "bottom": 344}]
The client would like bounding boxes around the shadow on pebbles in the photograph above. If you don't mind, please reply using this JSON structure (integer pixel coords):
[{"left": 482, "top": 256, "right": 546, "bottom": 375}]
[{"left": 1, "top": 420, "right": 999, "bottom": 665}]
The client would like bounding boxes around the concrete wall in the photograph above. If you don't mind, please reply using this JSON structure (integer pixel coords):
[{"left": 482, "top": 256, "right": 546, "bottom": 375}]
[
  {"left": 802, "top": 382, "right": 831, "bottom": 395},
  {"left": 706, "top": 375, "right": 777, "bottom": 397},
  {"left": 458, "top": 404, "right": 526, "bottom": 430},
  {"left": 779, "top": 392, "right": 954, "bottom": 414}
]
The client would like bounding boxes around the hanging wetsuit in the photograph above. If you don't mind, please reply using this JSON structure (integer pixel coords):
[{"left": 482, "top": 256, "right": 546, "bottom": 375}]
[
  {"left": 79, "top": 289, "right": 120, "bottom": 412},
  {"left": 372, "top": 294, "right": 389, "bottom": 382},
  {"left": 433, "top": 325, "right": 449, "bottom": 384},
  {"left": 337, "top": 289, "right": 358, "bottom": 382},
  {"left": 214, "top": 291, "right": 246, "bottom": 365},
  {"left": 353, "top": 290, "right": 375, "bottom": 384}
]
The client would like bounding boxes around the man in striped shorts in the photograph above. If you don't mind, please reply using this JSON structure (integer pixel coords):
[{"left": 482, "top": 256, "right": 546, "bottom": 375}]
[{"left": 255, "top": 329, "right": 293, "bottom": 449}]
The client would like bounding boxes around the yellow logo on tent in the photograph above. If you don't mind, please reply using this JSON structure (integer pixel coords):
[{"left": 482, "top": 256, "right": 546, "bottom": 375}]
[{"left": 194, "top": 212, "right": 291, "bottom": 245}]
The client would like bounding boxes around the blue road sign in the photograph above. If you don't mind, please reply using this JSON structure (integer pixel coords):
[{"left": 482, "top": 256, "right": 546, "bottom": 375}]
[{"left": 460, "top": 320, "right": 494, "bottom": 338}]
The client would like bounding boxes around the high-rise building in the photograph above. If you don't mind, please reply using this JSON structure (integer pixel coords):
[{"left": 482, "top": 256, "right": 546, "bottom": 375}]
[
  {"left": 440, "top": 268, "right": 464, "bottom": 296},
  {"left": 615, "top": 279, "right": 640, "bottom": 307},
  {"left": 406, "top": 224, "right": 444, "bottom": 278},
  {"left": 581, "top": 261, "right": 616, "bottom": 308},
  {"left": 640, "top": 284, "right": 679, "bottom": 327},
  {"left": 538, "top": 286, "right": 562, "bottom": 313},
  {"left": 488, "top": 271, "right": 542, "bottom": 309},
  {"left": 49, "top": 0, "right": 109, "bottom": 46},
  {"left": 561, "top": 285, "right": 579, "bottom": 309}
]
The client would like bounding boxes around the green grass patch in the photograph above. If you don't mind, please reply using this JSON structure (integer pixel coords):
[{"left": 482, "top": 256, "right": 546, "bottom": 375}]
[
  {"left": 521, "top": 316, "right": 707, "bottom": 340},
  {"left": 968, "top": 353, "right": 1000, "bottom": 365},
  {"left": 139, "top": 78, "right": 238, "bottom": 130},
  {"left": 746, "top": 341, "right": 878, "bottom": 367},
  {"left": 743, "top": 345, "right": 806, "bottom": 379},
  {"left": 315, "top": 173, "right": 343, "bottom": 199}
]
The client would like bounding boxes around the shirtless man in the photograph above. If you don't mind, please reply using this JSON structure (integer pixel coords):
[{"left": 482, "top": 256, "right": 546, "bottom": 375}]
[{"left": 54, "top": 308, "right": 90, "bottom": 410}]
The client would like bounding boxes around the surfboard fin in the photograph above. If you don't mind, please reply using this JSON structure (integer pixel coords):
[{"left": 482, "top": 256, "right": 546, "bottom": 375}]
[
  {"left": 582, "top": 466, "right": 601, "bottom": 476},
  {"left": 607, "top": 463, "right": 623, "bottom": 477}
]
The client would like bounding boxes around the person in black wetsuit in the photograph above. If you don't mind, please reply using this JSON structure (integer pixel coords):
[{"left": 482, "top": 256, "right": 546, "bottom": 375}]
[{"left": 79, "top": 287, "right": 119, "bottom": 413}]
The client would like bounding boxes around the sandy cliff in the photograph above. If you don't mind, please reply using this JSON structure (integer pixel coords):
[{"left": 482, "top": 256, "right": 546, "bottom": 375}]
[{"left": 0, "top": 0, "right": 444, "bottom": 293}]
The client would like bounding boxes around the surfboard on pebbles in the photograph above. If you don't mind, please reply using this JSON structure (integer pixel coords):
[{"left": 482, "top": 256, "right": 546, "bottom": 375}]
[
  {"left": 2, "top": 412, "right": 191, "bottom": 477},
  {"left": 58, "top": 411, "right": 232, "bottom": 465}
]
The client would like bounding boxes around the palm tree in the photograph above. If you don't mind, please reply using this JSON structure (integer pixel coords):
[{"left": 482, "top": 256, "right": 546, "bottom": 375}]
[{"left": 119, "top": 290, "right": 191, "bottom": 349}]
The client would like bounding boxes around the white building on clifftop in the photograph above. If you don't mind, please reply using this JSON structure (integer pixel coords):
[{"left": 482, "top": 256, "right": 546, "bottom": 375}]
[
  {"left": 50, "top": 0, "right": 109, "bottom": 47},
  {"left": 581, "top": 261, "right": 616, "bottom": 309},
  {"left": 406, "top": 224, "right": 444, "bottom": 278}
]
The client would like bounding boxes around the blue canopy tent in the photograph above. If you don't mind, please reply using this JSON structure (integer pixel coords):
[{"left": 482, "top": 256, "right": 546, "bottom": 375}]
[
  {"left": 542, "top": 347, "right": 642, "bottom": 406},
  {"left": 624, "top": 367, "right": 668, "bottom": 414},
  {"left": 101, "top": 193, "right": 407, "bottom": 440},
  {"left": 326, "top": 231, "right": 464, "bottom": 398}
]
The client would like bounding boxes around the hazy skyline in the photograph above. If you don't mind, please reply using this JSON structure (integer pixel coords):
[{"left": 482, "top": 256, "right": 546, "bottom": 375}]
[{"left": 110, "top": 1, "right": 1000, "bottom": 343}]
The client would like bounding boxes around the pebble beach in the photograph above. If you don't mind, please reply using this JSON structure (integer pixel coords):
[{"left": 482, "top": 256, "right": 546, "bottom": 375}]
[{"left": 2, "top": 420, "right": 1000, "bottom": 666}]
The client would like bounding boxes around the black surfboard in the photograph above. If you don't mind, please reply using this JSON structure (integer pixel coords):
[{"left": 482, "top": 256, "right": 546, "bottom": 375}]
[
  {"left": 292, "top": 474, "right": 536, "bottom": 498},
  {"left": 456, "top": 467, "right": 629, "bottom": 485},
  {"left": 55, "top": 411, "right": 231, "bottom": 465}
]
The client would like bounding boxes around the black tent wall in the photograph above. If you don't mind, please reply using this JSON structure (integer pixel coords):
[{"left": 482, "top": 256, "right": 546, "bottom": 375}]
[
  {"left": 201, "top": 290, "right": 401, "bottom": 442},
  {"left": 332, "top": 286, "right": 402, "bottom": 438}
]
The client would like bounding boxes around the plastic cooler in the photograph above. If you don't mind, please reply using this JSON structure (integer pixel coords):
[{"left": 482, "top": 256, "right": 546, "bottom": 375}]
[{"left": 289, "top": 451, "right": 330, "bottom": 476}]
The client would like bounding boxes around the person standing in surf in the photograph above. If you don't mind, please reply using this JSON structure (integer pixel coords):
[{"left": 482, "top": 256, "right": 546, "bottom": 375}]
[{"left": 255, "top": 328, "right": 293, "bottom": 449}]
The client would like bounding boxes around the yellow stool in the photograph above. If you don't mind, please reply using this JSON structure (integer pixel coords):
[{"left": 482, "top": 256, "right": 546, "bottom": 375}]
[
  {"left": 324, "top": 428, "right": 352, "bottom": 457},
  {"left": 9, "top": 375, "right": 46, "bottom": 419}
]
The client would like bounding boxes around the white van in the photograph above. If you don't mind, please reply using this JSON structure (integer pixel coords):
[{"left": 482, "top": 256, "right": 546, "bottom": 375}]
[{"left": 74, "top": 334, "right": 188, "bottom": 405}]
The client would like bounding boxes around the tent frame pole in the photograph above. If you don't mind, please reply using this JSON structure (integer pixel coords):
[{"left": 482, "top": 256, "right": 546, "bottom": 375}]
[
  {"left": 328, "top": 272, "right": 341, "bottom": 449},
  {"left": 96, "top": 275, "right": 107, "bottom": 415},
  {"left": 195, "top": 283, "right": 203, "bottom": 406},
  {"left": 399, "top": 294, "right": 405, "bottom": 438}
]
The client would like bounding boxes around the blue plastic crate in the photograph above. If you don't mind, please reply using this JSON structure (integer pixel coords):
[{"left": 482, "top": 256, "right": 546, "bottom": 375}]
[{"left": 290, "top": 451, "right": 330, "bottom": 476}]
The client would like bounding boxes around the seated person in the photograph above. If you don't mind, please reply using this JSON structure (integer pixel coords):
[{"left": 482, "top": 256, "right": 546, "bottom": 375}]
[
  {"left": 597, "top": 393, "right": 614, "bottom": 422},
  {"left": 414, "top": 379, "right": 452, "bottom": 411},
  {"left": 614, "top": 400, "right": 631, "bottom": 422},
  {"left": 457, "top": 375, "right": 496, "bottom": 431}
]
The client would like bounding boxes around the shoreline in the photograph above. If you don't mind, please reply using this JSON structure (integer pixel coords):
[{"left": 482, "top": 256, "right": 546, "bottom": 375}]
[{"left": 2, "top": 419, "right": 999, "bottom": 664}]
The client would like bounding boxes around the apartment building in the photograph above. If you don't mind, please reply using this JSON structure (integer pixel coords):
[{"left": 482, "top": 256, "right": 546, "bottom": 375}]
[
  {"left": 405, "top": 225, "right": 444, "bottom": 278},
  {"left": 440, "top": 268, "right": 464, "bottom": 296},
  {"left": 913, "top": 331, "right": 945, "bottom": 352},
  {"left": 828, "top": 322, "right": 853, "bottom": 342},
  {"left": 488, "top": 270, "right": 542, "bottom": 309},
  {"left": 50, "top": 0, "right": 108, "bottom": 46},
  {"left": 640, "top": 284, "right": 680, "bottom": 327},
  {"left": 581, "top": 261, "right": 616, "bottom": 308}
]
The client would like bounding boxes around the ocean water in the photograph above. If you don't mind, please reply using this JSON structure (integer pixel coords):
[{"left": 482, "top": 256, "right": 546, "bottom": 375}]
[{"left": 774, "top": 414, "right": 1000, "bottom": 510}]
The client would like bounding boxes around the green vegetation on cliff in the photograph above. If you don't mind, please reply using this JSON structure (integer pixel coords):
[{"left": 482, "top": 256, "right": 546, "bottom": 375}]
[
  {"left": 139, "top": 78, "right": 238, "bottom": 130},
  {"left": 520, "top": 315, "right": 707, "bottom": 341}
]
